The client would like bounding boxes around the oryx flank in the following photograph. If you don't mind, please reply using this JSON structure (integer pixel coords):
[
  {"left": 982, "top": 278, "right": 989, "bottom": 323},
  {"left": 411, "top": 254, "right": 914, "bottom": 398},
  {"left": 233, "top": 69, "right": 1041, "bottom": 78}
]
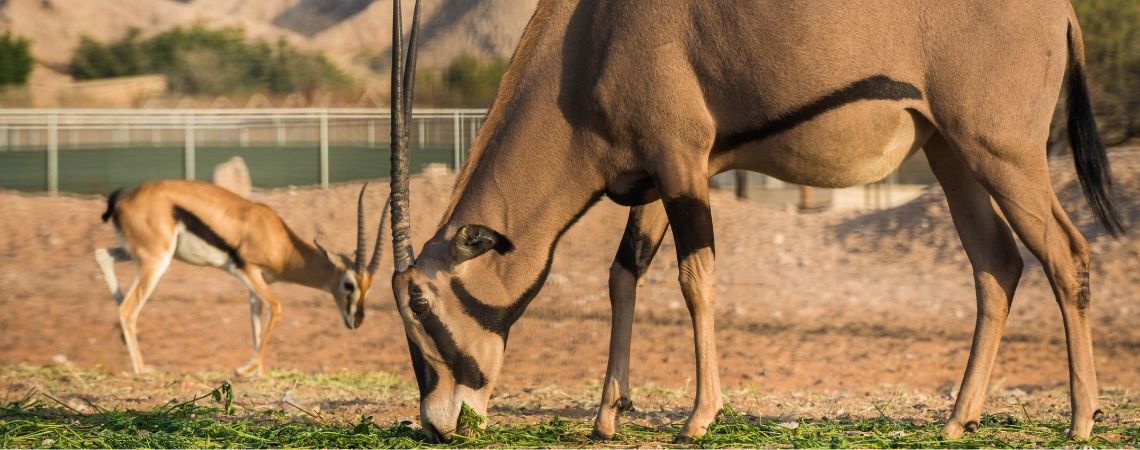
[
  {"left": 384, "top": 0, "right": 1124, "bottom": 442},
  {"left": 95, "top": 180, "right": 389, "bottom": 376}
]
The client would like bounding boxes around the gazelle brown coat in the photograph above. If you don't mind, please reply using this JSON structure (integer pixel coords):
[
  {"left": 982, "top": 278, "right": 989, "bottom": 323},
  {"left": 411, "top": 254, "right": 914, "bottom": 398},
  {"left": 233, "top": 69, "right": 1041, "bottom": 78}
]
[
  {"left": 95, "top": 180, "right": 388, "bottom": 376},
  {"left": 383, "top": 0, "right": 1123, "bottom": 443}
]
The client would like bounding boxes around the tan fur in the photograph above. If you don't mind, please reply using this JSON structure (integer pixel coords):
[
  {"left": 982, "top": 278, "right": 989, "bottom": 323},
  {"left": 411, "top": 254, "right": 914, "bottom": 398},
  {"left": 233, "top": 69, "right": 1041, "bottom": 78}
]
[
  {"left": 389, "top": 0, "right": 1111, "bottom": 441},
  {"left": 96, "top": 180, "right": 382, "bottom": 376}
]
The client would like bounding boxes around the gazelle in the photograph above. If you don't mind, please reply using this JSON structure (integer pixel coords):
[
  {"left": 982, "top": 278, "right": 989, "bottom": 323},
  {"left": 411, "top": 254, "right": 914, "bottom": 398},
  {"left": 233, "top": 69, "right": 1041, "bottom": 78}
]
[
  {"left": 95, "top": 180, "right": 389, "bottom": 376},
  {"left": 383, "top": 0, "right": 1124, "bottom": 443}
]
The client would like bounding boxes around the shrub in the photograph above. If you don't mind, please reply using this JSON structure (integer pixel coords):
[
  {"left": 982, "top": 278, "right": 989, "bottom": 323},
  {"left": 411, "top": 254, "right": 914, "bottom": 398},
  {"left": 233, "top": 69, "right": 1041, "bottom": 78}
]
[
  {"left": 0, "top": 32, "right": 33, "bottom": 86},
  {"left": 69, "top": 26, "right": 349, "bottom": 95}
]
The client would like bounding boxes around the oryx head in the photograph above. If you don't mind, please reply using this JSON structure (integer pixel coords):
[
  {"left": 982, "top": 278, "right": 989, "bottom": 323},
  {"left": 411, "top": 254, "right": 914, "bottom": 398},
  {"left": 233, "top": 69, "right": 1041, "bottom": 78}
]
[
  {"left": 384, "top": 0, "right": 506, "bottom": 441},
  {"left": 315, "top": 184, "right": 391, "bottom": 330}
]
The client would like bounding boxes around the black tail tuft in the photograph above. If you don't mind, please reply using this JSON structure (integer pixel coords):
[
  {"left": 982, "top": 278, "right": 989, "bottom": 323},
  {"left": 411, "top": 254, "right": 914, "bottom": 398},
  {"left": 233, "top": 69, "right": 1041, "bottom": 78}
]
[
  {"left": 1067, "top": 27, "right": 1125, "bottom": 236},
  {"left": 101, "top": 188, "right": 123, "bottom": 223}
]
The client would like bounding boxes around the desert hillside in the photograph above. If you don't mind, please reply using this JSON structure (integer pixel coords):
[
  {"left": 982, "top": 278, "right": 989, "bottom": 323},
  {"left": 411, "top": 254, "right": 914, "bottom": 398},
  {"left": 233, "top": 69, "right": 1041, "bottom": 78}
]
[{"left": 0, "top": 0, "right": 538, "bottom": 82}]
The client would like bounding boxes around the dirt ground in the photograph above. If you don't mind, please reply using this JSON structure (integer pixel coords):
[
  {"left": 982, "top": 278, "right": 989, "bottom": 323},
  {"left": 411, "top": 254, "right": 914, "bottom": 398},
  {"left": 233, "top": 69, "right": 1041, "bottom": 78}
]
[{"left": 1, "top": 148, "right": 1138, "bottom": 426}]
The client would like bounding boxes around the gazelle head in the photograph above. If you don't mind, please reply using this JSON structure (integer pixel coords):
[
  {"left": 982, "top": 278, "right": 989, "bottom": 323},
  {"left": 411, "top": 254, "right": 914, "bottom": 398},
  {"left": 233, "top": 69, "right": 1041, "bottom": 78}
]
[{"left": 316, "top": 184, "right": 391, "bottom": 331}]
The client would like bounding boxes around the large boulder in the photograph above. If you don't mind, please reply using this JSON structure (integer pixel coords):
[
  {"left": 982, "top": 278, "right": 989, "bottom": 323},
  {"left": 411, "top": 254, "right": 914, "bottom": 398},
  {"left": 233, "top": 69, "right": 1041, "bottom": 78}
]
[{"left": 210, "top": 156, "right": 252, "bottom": 198}]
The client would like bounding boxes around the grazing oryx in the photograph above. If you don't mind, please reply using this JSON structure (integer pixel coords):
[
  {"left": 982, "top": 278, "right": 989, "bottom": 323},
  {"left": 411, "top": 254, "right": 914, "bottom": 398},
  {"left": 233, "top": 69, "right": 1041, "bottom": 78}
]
[
  {"left": 383, "top": 0, "right": 1124, "bottom": 443},
  {"left": 95, "top": 180, "right": 389, "bottom": 376}
]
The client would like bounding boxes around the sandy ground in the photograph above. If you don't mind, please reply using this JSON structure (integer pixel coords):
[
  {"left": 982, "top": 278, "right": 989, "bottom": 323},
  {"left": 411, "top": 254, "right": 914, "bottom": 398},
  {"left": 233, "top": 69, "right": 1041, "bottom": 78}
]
[{"left": 1, "top": 148, "right": 1138, "bottom": 426}]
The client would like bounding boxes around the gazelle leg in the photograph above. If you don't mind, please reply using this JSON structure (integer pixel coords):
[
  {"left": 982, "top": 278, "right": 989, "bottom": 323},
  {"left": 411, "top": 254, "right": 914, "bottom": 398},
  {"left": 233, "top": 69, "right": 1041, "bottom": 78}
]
[
  {"left": 236, "top": 269, "right": 279, "bottom": 377},
  {"left": 117, "top": 246, "right": 175, "bottom": 375},
  {"left": 945, "top": 135, "right": 1100, "bottom": 438},
  {"left": 592, "top": 201, "right": 670, "bottom": 440},
  {"left": 94, "top": 246, "right": 132, "bottom": 304},
  {"left": 925, "top": 136, "right": 1024, "bottom": 438},
  {"left": 248, "top": 291, "right": 265, "bottom": 353}
]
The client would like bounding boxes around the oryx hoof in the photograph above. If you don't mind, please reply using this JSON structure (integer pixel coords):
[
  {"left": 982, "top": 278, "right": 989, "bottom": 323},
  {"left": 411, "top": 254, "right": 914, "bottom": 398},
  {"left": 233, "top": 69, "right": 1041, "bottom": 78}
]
[
  {"left": 672, "top": 434, "right": 697, "bottom": 445},
  {"left": 588, "top": 429, "right": 614, "bottom": 441},
  {"left": 941, "top": 422, "right": 965, "bottom": 439}
]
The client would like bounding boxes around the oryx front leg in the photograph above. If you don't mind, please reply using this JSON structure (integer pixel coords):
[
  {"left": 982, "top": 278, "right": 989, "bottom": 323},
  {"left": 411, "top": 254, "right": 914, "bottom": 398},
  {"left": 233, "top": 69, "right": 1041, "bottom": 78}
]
[
  {"left": 925, "top": 136, "right": 1023, "bottom": 438},
  {"left": 235, "top": 269, "right": 280, "bottom": 377},
  {"left": 94, "top": 246, "right": 132, "bottom": 304},
  {"left": 659, "top": 169, "right": 721, "bottom": 443},
  {"left": 592, "top": 201, "right": 669, "bottom": 440}
]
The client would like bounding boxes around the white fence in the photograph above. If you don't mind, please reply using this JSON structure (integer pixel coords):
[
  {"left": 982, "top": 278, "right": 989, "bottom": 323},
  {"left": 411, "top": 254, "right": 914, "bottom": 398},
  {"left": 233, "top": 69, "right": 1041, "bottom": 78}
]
[{"left": 0, "top": 108, "right": 488, "bottom": 193}]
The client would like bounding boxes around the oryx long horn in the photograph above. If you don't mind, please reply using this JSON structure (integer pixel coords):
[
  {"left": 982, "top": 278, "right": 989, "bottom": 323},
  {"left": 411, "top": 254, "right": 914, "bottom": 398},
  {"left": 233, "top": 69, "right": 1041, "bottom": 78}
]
[
  {"left": 367, "top": 193, "right": 393, "bottom": 275},
  {"left": 389, "top": 0, "right": 421, "bottom": 273},
  {"left": 353, "top": 183, "right": 368, "bottom": 273}
]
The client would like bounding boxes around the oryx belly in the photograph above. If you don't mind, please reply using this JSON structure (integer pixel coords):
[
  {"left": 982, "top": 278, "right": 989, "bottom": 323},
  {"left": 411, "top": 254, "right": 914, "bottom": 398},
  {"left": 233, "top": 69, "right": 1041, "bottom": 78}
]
[
  {"left": 173, "top": 227, "right": 232, "bottom": 268},
  {"left": 717, "top": 103, "right": 933, "bottom": 188}
]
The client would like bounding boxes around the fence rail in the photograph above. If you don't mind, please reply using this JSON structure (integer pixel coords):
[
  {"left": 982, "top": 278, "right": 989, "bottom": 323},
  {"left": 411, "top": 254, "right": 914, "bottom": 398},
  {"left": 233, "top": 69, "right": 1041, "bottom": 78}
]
[{"left": 0, "top": 108, "right": 488, "bottom": 194}]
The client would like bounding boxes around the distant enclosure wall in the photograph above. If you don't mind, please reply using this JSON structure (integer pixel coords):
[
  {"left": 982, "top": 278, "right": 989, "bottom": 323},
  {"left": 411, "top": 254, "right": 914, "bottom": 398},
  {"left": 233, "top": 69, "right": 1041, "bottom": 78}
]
[
  {"left": 0, "top": 108, "right": 936, "bottom": 210},
  {"left": 0, "top": 109, "right": 487, "bottom": 194}
]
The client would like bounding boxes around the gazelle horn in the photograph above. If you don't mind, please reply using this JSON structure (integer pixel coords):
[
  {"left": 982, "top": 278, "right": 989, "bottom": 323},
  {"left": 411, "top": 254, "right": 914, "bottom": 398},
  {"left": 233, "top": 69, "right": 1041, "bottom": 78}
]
[
  {"left": 390, "top": 0, "right": 421, "bottom": 273},
  {"left": 353, "top": 183, "right": 368, "bottom": 273}
]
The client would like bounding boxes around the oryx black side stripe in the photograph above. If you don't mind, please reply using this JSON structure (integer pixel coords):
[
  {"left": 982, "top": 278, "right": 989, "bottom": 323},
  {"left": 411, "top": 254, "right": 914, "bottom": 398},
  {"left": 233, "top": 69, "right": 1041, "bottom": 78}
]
[
  {"left": 715, "top": 75, "right": 923, "bottom": 151},
  {"left": 172, "top": 206, "right": 246, "bottom": 269},
  {"left": 452, "top": 192, "right": 604, "bottom": 340}
]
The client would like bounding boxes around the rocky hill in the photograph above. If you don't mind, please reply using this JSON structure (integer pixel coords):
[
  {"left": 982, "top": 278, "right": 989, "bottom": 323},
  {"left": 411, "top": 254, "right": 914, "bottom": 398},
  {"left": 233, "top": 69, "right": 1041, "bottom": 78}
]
[{"left": 0, "top": 0, "right": 538, "bottom": 84}]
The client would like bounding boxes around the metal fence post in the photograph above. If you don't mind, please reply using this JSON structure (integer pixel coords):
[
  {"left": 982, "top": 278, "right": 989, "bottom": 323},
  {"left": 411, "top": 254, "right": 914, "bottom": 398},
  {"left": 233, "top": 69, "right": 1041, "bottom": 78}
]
[
  {"left": 453, "top": 111, "right": 461, "bottom": 169},
  {"left": 184, "top": 114, "right": 196, "bottom": 180},
  {"left": 320, "top": 110, "right": 329, "bottom": 189},
  {"left": 47, "top": 113, "right": 59, "bottom": 195}
]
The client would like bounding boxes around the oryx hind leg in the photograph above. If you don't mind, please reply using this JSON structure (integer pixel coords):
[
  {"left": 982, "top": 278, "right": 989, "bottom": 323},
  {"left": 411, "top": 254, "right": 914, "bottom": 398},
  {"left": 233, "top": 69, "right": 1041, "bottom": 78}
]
[
  {"left": 939, "top": 129, "right": 1100, "bottom": 438},
  {"left": 95, "top": 246, "right": 132, "bottom": 304},
  {"left": 925, "top": 135, "right": 1024, "bottom": 438},
  {"left": 592, "top": 201, "right": 670, "bottom": 440}
]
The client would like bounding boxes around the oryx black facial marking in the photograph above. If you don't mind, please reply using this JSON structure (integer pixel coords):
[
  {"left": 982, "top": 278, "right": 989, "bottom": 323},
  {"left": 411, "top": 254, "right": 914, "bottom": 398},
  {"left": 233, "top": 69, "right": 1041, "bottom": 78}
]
[
  {"left": 714, "top": 75, "right": 923, "bottom": 151},
  {"left": 406, "top": 335, "right": 438, "bottom": 397},
  {"left": 408, "top": 283, "right": 488, "bottom": 390},
  {"left": 662, "top": 197, "right": 714, "bottom": 262},
  {"left": 172, "top": 205, "right": 246, "bottom": 269},
  {"left": 452, "top": 279, "right": 522, "bottom": 340}
]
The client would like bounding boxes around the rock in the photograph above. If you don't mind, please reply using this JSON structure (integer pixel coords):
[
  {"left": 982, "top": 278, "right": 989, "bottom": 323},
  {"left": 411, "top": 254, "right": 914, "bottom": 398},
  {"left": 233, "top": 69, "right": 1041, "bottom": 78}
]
[{"left": 210, "top": 156, "right": 252, "bottom": 198}]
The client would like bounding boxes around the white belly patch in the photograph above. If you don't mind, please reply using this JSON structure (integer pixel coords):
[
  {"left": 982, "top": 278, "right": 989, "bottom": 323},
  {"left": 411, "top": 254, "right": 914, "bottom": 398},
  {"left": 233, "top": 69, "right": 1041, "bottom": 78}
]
[{"left": 173, "top": 227, "right": 232, "bottom": 268}]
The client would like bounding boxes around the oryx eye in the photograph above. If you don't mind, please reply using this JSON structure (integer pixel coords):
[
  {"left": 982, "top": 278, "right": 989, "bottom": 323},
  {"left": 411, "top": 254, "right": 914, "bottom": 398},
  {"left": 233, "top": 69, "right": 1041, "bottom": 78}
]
[
  {"left": 410, "top": 297, "right": 430, "bottom": 316},
  {"left": 343, "top": 281, "right": 355, "bottom": 292}
]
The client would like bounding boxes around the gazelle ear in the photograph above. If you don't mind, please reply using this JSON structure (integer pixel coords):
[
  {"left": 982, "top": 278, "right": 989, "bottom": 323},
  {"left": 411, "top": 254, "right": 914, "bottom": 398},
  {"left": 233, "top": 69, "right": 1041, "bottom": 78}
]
[
  {"left": 450, "top": 224, "right": 513, "bottom": 267},
  {"left": 314, "top": 240, "right": 343, "bottom": 268}
]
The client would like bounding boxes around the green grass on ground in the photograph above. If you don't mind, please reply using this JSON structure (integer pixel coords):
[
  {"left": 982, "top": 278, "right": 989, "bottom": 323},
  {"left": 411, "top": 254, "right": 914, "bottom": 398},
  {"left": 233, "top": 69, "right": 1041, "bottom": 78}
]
[{"left": 1, "top": 366, "right": 1138, "bottom": 448}]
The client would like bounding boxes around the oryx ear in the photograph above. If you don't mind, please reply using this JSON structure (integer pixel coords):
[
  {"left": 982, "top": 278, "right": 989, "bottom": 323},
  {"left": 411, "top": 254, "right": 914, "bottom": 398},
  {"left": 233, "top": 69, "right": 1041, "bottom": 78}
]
[{"left": 450, "top": 224, "right": 513, "bottom": 266}]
